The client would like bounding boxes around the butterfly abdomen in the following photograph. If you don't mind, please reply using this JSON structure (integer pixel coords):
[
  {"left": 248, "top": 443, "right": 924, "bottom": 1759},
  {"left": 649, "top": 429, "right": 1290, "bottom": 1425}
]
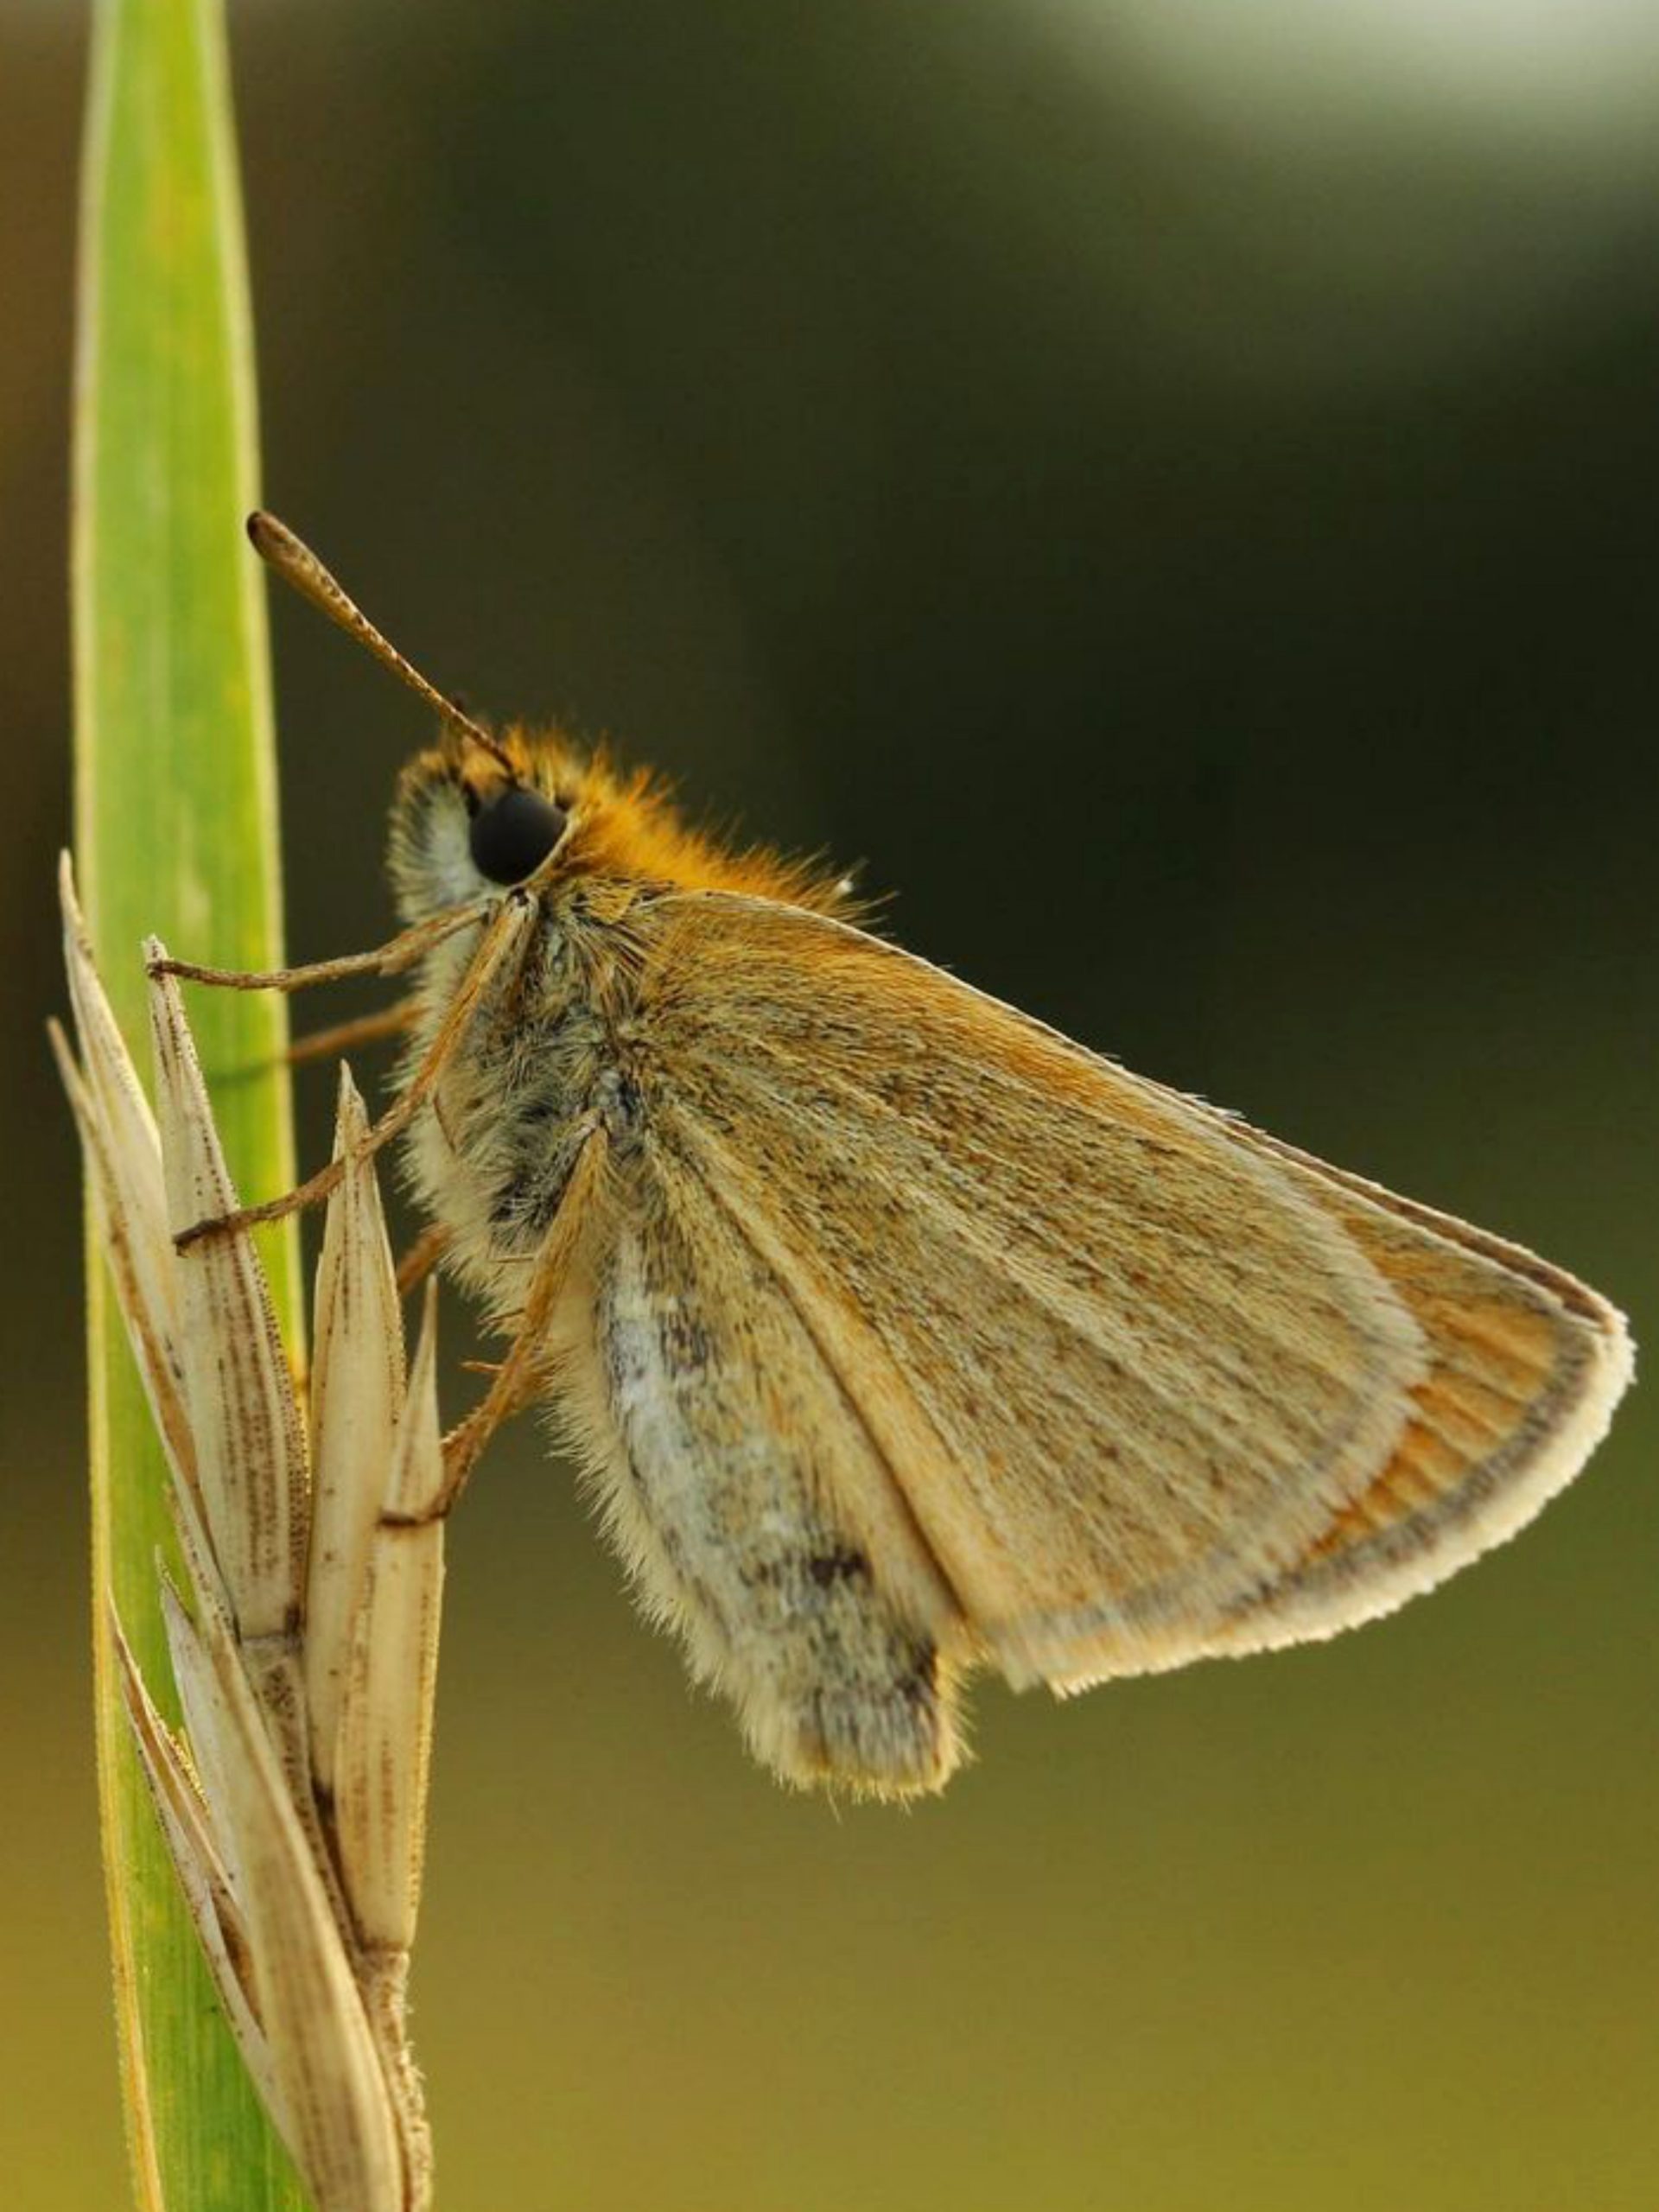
[{"left": 403, "top": 902, "right": 621, "bottom": 1284}]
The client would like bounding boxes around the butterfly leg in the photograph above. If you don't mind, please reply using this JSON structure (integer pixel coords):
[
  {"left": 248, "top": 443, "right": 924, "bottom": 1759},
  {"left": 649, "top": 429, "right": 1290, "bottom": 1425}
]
[
  {"left": 171, "top": 893, "right": 540, "bottom": 1249},
  {"left": 394, "top": 1221, "right": 453, "bottom": 1300},
  {"left": 412, "top": 1130, "right": 613, "bottom": 1522},
  {"left": 149, "top": 897, "right": 495, "bottom": 995},
  {"left": 287, "top": 997, "right": 421, "bottom": 1066}
]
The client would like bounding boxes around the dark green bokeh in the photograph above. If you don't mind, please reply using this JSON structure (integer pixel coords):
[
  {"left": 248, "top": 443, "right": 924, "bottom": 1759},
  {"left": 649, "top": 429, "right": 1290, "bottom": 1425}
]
[{"left": 4, "top": 4, "right": 1654, "bottom": 2207}]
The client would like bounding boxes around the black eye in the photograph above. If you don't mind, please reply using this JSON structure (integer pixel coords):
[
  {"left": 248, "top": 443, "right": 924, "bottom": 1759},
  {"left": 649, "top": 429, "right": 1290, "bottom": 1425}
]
[{"left": 467, "top": 785, "right": 568, "bottom": 884}]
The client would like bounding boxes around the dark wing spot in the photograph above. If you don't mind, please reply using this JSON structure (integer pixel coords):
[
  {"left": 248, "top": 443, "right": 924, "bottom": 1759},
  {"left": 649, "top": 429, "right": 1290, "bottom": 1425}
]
[{"left": 807, "top": 1546, "right": 871, "bottom": 1589}]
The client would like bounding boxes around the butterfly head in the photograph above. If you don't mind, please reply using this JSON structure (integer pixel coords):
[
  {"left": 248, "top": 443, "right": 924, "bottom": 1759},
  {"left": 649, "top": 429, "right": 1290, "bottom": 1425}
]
[
  {"left": 238, "top": 511, "right": 863, "bottom": 927},
  {"left": 390, "top": 727, "right": 864, "bottom": 926},
  {"left": 389, "top": 728, "right": 592, "bottom": 920}
]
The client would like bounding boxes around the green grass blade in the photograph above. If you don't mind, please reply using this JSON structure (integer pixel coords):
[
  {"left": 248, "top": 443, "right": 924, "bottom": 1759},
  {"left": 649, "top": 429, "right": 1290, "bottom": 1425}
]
[{"left": 73, "top": 0, "right": 308, "bottom": 2204}]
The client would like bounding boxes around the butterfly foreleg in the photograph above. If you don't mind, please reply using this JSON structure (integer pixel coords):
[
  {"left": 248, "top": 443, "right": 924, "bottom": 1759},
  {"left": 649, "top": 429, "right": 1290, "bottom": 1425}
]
[
  {"left": 171, "top": 893, "right": 541, "bottom": 1249},
  {"left": 149, "top": 898, "right": 495, "bottom": 995}
]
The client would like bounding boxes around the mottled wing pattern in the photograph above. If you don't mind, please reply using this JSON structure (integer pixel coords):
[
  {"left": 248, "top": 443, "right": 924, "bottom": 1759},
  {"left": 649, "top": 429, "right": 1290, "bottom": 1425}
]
[{"left": 590, "top": 892, "right": 1628, "bottom": 1736}]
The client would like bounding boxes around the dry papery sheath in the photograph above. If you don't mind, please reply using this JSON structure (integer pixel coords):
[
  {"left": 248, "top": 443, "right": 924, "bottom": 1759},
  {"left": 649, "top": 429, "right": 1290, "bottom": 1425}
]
[{"left": 58, "top": 855, "right": 446, "bottom": 2212}]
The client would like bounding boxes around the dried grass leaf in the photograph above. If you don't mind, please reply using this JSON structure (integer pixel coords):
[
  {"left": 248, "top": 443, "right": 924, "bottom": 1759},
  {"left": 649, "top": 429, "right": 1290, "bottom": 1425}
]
[
  {"left": 57, "top": 861, "right": 197, "bottom": 1506},
  {"left": 191, "top": 1585, "right": 404, "bottom": 2212},
  {"left": 335, "top": 1284, "right": 447, "bottom": 1950},
  {"left": 306, "top": 1066, "right": 405, "bottom": 1796},
  {"left": 112, "top": 1609, "right": 277, "bottom": 2123},
  {"left": 149, "top": 947, "right": 306, "bottom": 1641}
]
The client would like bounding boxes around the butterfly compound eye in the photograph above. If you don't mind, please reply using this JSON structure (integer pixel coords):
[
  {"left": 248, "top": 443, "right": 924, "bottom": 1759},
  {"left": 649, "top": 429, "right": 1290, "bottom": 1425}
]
[{"left": 467, "top": 785, "right": 568, "bottom": 885}]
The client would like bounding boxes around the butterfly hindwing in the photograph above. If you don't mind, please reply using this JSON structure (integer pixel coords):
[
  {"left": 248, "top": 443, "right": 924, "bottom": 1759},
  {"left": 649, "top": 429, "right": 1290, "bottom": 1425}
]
[{"left": 556, "top": 1103, "right": 968, "bottom": 1796}]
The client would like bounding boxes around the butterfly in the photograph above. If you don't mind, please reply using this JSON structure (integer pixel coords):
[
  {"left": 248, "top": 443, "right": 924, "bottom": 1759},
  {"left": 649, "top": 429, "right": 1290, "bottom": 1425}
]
[{"left": 162, "top": 513, "right": 1634, "bottom": 1798}]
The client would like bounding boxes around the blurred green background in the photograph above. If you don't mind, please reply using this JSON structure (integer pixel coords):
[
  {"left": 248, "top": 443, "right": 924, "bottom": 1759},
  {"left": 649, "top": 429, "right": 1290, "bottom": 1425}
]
[{"left": 4, "top": 2, "right": 1656, "bottom": 2207}]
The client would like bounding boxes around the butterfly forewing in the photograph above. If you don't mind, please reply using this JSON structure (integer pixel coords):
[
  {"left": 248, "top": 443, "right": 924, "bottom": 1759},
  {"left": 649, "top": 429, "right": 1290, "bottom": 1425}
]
[
  {"left": 1151, "top": 1125, "right": 1632, "bottom": 1672},
  {"left": 601, "top": 893, "right": 1629, "bottom": 1713}
]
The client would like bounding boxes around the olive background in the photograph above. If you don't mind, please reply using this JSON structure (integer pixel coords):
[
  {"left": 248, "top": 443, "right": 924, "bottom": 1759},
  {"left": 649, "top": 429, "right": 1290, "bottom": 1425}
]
[{"left": 3, "top": 3, "right": 1656, "bottom": 2208}]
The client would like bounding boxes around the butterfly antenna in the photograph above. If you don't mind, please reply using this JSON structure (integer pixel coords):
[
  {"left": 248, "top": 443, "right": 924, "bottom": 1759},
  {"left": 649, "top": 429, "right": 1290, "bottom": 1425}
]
[{"left": 246, "top": 511, "right": 517, "bottom": 775}]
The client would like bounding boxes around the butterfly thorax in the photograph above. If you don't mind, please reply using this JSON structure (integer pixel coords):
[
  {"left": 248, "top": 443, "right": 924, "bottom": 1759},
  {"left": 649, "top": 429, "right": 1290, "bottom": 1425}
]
[
  {"left": 386, "top": 728, "right": 856, "bottom": 1328},
  {"left": 397, "top": 879, "right": 645, "bottom": 1323}
]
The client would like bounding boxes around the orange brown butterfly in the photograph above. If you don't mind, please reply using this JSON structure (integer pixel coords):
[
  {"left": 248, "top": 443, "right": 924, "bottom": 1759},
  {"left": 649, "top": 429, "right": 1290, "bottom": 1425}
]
[{"left": 157, "top": 512, "right": 1634, "bottom": 1798}]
